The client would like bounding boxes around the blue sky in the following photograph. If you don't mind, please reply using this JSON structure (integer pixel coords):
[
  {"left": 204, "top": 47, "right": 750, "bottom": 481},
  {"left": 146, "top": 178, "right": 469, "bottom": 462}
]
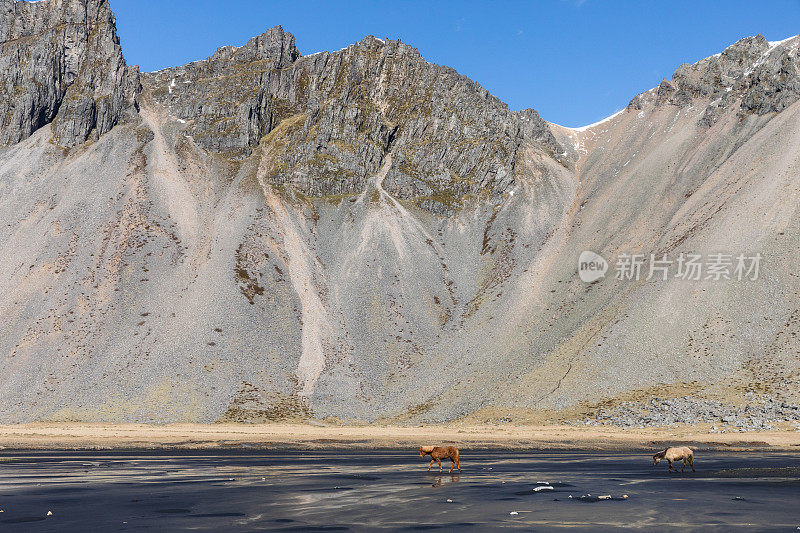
[{"left": 110, "top": 0, "right": 800, "bottom": 128}]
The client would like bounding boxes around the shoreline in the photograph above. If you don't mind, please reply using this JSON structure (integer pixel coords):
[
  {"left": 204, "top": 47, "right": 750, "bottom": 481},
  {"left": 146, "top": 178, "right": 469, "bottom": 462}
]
[{"left": 0, "top": 423, "right": 799, "bottom": 452}]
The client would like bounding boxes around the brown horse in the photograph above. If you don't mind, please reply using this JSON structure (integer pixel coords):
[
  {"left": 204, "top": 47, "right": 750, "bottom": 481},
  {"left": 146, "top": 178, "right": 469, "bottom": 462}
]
[
  {"left": 420, "top": 446, "right": 461, "bottom": 473},
  {"left": 653, "top": 446, "right": 695, "bottom": 472}
]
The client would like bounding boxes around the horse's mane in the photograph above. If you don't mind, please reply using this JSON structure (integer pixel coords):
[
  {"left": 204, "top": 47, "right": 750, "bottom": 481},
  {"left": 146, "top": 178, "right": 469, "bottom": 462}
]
[{"left": 653, "top": 449, "right": 668, "bottom": 458}]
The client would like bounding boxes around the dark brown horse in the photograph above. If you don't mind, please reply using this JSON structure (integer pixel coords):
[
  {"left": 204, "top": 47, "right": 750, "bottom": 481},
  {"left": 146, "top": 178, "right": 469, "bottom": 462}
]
[{"left": 420, "top": 445, "right": 461, "bottom": 473}]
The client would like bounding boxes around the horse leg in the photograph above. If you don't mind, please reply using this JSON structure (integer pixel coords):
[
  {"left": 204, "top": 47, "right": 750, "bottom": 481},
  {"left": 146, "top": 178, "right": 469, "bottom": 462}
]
[
  {"left": 428, "top": 459, "right": 434, "bottom": 472},
  {"left": 449, "top": 457, "right": 455, "bottom": 473},
  {"left": 681, "top": 459, "right": 686, "bottom": 472},
  {"left": 689, "top": 456, "right": 695, "bottom": 472},
  {"left": 667, "top": 460, "right": 674, "bottom": 472},
  {"left": 437, "top": 458, "right": 443, "bottom": 472}
]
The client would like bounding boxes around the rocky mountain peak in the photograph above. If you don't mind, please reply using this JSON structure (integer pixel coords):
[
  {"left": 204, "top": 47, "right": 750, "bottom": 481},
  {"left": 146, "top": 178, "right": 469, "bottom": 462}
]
[
  {"left": 625, "top": 32, "right": 800, "bottom": 129},
  {"left": 210, "top": 25, "right": 299, "bottom": 67},
  {"left": 0, "top": 0, "right": 140, "bottom": 146},
  {"left": 143, "top": 28, "right": 562, "bottom": 213},
  {"left": 719, "top": 34, "right": 769, "bottom": 65},
  {"left": 2, "top": 1, "right": 563, "bottom": 213}
]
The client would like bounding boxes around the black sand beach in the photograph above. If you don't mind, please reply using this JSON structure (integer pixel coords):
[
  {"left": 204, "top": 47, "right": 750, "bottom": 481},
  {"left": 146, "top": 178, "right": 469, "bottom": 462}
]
[{"left": 0, "top": 450, "right": 798, "bottom": 531}]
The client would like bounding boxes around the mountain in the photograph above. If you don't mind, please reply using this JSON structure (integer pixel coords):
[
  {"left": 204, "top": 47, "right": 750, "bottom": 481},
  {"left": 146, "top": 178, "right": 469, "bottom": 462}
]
[
  {"left": 1, "top": 0, "right": 798, "bottom": 425},
  {"left": 0, "top": 0, "right": 139, "bottom": 146}
]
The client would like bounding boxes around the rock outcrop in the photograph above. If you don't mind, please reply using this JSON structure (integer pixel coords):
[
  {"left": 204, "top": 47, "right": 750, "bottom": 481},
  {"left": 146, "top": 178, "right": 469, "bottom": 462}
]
[
  {"left": 144, "top": 28, "right": 562, "bottom": 213},
  {"left": 627, "top": 34, "right": 800, "bottom": 128},
  {"left": 577, "top": 396, "right": 800, "bottom": 432},
  {"left": 0, "top": 0, "right": 139, "bottom": 147}
]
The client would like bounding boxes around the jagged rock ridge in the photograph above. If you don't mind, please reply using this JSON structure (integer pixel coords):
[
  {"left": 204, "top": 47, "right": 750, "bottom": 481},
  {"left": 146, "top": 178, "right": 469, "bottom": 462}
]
[
  {"left": 144, "top": 27, "right": 562, "bottom": 213},
  {"left": 0, "top": 0, "right": 139, "bottom": 147},
  {"left": 628, "top": 34, "right": 800, "bottom": 128}
]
